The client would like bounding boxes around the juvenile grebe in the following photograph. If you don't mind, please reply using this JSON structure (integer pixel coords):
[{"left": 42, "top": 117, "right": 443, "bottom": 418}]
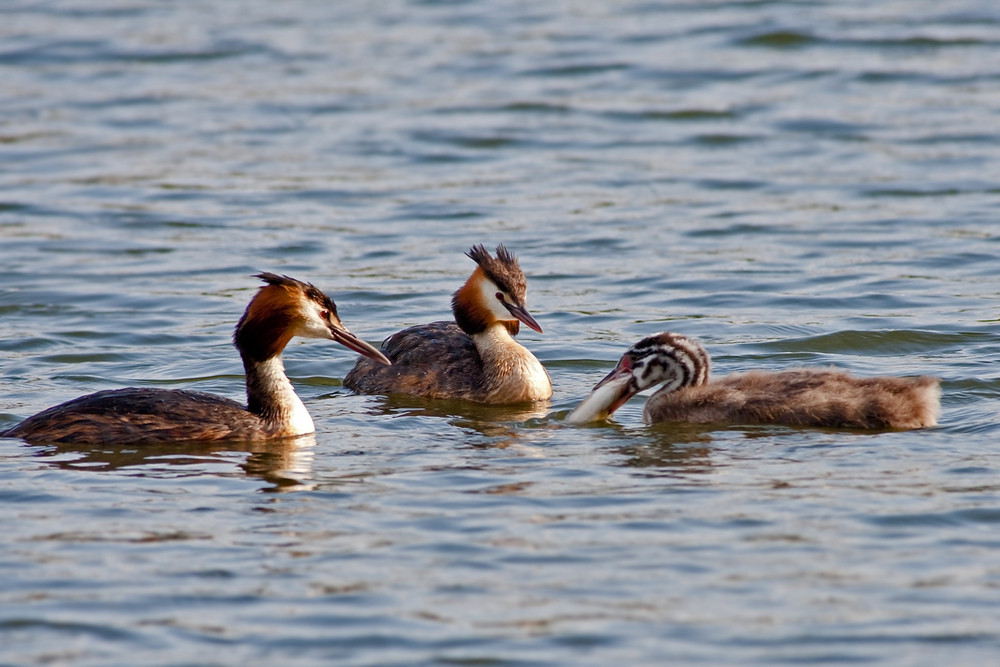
[
  {"left": 344, "top": 244, "right": 551, "bottom": 403},
  {"left": 566, "top": 332, "right": 940, "bottom": 429},
  {"left": 1, "top": 273, "right": 391, "bottom": 445}
]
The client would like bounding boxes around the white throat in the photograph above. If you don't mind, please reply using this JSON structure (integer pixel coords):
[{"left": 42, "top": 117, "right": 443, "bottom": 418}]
[{"left": 254, "top": 356, "right": 315, "bottom": 436}]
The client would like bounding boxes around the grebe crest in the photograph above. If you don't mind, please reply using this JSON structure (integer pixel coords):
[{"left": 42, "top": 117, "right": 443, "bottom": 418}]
[{"left": 452, "top": 243, "right": 541, "bottom": 337}]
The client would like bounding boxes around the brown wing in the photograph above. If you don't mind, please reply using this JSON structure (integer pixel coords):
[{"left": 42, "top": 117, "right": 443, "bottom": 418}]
[
  {"left": 3, "top": 388, "right": 264, "bottom": 445},
  {"left": 343, "top": 321, "right": 486, "bottom": 400}
]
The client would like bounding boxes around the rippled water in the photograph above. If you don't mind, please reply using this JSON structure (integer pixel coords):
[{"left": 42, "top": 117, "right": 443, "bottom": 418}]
[{"left": 3, "top": 0, "right": 1000, "bottom": 664}]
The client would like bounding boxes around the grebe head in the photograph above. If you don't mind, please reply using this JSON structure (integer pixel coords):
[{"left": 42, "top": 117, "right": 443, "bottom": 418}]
[
  {"left": 235, "top": 273, "right": 391, "bottom": 365},
  {"left": 452, "top": 244, "right": 543, "bottom": 336},
  {"left": 566, "top": 332, "right": 709, "bottom": 423}
]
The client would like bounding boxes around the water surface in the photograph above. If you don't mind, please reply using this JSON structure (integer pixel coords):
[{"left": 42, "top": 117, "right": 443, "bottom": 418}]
[{"left": 3, "top": 1, "right": 1000, "bottom": 664}]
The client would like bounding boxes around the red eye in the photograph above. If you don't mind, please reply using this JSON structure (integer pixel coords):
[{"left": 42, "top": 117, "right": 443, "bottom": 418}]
[
  {"left": 495, "top": 292, "right": 504, "bottom": 301},
  {"left": 320, "top": 310, "right": 330, "bottom": 319}
]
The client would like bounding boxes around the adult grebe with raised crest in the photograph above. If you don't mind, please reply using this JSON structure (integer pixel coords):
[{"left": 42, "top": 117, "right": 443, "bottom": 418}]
[
  {"left": 567, "top": 332, "right": 939, "bottom": 430},
  {"left": 2, "top": 273, "right": 390, "bottom": 445},
  {"left": 344, "top": 244, "right": 551, "bottom": 404}
]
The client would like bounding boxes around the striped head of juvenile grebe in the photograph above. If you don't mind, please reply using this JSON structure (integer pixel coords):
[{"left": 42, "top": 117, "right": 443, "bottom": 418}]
[
  {"left": 565, "top": 332, "right": 709, "bottom": 424},
  {"left": 451, "top": 244, "right": 543, "bottom": 336},
  {"left": 621, "top": 332, "right": 710, "bottom": 394}
]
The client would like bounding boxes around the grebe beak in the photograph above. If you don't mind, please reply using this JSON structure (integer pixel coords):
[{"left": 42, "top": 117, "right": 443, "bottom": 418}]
[
  {"left": 503, "top": 302, "right": 544, "bottom": 334},
  {"left": 594, "top": 360, "right": 640, "bottom": 414},
  {"left": 565, "top": 356, "right": 637, "bottom": 424},
  {"left": 329, "top": 324, "right": 391, "bottom": 366}
]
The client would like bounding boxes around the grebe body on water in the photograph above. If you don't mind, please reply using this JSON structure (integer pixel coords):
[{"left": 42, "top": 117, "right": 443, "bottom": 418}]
[
  {"left": 344, "top": 244, "right": 551, "bottom": 404},
  {"left": 567, "top": 332, "right": 939, "bottom": 430},
  {"left": 1, "top": 273, "right": 390, "bottom": 445}
]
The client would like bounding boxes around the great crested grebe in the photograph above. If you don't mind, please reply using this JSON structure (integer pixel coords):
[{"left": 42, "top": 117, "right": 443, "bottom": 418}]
[
  {"left": 1, "top": 273, "right": 390, "bottom": 445},
  {"left": 344, "top": 244, "right": 551, "bottom": 403},
  {"left": 566, "top": 332, "right": 940, "bottom": 430}
]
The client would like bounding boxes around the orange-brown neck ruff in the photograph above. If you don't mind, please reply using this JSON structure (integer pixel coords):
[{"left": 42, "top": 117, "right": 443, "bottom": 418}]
[
  {"left": 453, "top": 268, "right": 504, "bottom": 336},
  {"left": 234, "top": 283, "right": 302, "bottom": 362}
]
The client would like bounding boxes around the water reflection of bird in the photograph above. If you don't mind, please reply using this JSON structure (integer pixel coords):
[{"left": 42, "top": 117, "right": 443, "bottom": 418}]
[
  {"left": 2, "top": 273, "right": 390, "bottom": 445},
  {"left": 567, "top": 332, "right": 940, "bottom": 430},
  {"left": 31, "top": 435, "right": 318, "bottom": 492},
  {"left": 345, "top": 244, "right": 551, "bottom": 404}
]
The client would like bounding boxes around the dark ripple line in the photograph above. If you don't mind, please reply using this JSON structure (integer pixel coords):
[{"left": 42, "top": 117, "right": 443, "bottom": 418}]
[
  {"left": 738, "top": 29, "right": 996, "bottom": 50},
  {"left": 519, "top": 62, "right": 632, "bottom": 78},
  {"left": 755, "top": 329, "right": 981, "bottom": 355},
  {"left": 0, "top": 4, "right": 144, "bottom": 19},
  {"left": 863, "top": 186, "right": 1000, "bottom": 198},
  {"left": 857, "top": 70, "right": 1000, "bottom": 85},
  {"left": 0, "top": 618, "right": 143, "bottom": 643},
  {"left": 0, "top": 39, "right": 275, "bottom": 66},
  {"left": 864, "top": 507, "right": 1000, "bottom": 528}
]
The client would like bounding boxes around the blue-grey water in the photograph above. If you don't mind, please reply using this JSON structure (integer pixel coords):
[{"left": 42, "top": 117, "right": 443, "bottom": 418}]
[{"left": 2, "top": 1, "right": 1000, "bottom": 664}]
